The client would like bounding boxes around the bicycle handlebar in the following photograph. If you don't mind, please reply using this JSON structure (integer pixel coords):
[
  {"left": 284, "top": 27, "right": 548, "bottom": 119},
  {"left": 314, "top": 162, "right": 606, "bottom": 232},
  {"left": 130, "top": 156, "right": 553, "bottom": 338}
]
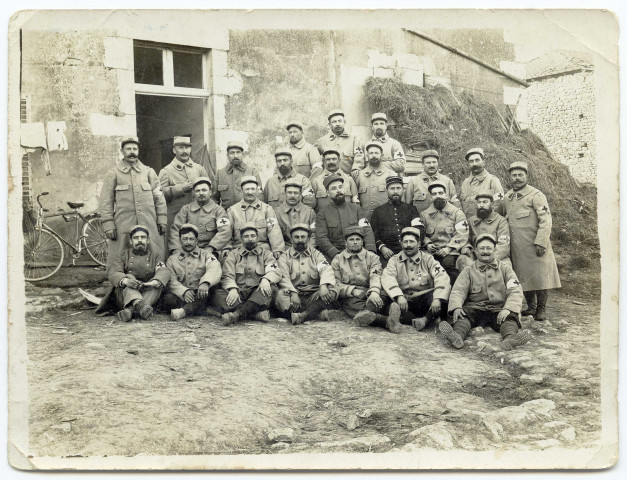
[{"left": 37, "top": 192, "right": 50, "bottom": 212}]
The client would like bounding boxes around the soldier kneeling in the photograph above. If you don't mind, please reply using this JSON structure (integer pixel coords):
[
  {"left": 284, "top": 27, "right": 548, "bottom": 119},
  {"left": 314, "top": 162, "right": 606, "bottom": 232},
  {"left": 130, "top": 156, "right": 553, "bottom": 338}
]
[{"left": 441, "top": 233, "right": 532, "bottom": 350}]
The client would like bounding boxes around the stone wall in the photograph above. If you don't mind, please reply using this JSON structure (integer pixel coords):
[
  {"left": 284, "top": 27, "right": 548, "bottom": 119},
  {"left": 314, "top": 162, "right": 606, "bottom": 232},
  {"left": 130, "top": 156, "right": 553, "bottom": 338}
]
[{"left": 524, "top": 71, "right": 596, "bottom": 184}]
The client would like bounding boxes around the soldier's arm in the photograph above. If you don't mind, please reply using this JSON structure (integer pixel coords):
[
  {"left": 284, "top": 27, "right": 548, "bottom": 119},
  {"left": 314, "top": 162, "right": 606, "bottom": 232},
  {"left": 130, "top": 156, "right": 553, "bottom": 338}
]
[
  {"left": 347, "top": 176, "right": 359, "bottom": 204},
  {"left": 381, "top": 255, "right": 403, "bottom": 299},
  {"left": 502, "top": 263, "right": 524, "bottom": 313},
  {"left": 159, "top": 168, "right": 184, "bottom": 202},
  {"left": 315, "top": 210, "right": 339, "bottom": 259},
  {"left": 277, "top": 254, "right": 298, "bottom": 293},
  {"left": 312, "top": 250, "right": 335, "bottom": 286},
  {"left": 220, "top": 250, "right": 239, "bottom": 291},
  {"left": 449, "top": 178, "right": 461, "bottom": 208},
  {"left": 165, "top": 257, "right": 190, "bottom": 300},
  {"left": 98, "top": 170, "right": 117, "bottom": 232},
  {"left": 447, "top": 264, "right": 469, "bottom": 312},
  {"left": 108, "top": 251, "right": 130, "bottom": 286},
  {"left": 308, "top": 145, "right": 323, "bottom": 175},
  {"left": 199, "top": 253, "right": 222, "bottom": 287},
  {"left": 494, "top": 217, "right": 511, "bottom": 261},
  {"left": 491, "top": 177, "right": 506, "bottom": 215},
  {"left": 420, "top": 212, "right": 434, "bottom": 249},
  {"left": 370, "top": 208, "right": 384, "bottom": 250},
  {"left": 447, "top": 210, "right": 470, "bottom": 251},
  {"left": 427, "top": 255, "right": 452, "bottom": 300},
  {"left": 307, "top": 209, "right": 317, "bottom": 248},
  {"left": 262, "top": 179, "right": 270, "bottom": 204},
  {"left": 403, "top": 179, "right": 414, "bottom": 205},
  {"left": 331, "top": 257, "right": 354, "bottom": 298},
  {"left": 383, "top": 141, "right": 406, "bottom": 173},
  {"left": 358, "top": 206, "right": 377, "bottom": 253},
  {"left": 265, "top": 206, "right": 286, "bottom": 252},
  {"left": 209, "top": 207, "right": 232, "bottom": 251},
  {"left": 168, "top": 206, "right": 187, "bottom": 254},
  {"left": 148, "top": 169, "right": 168, "bottom": 225},
  {"left": 366, "top": 254, "right": 383, "bottom": 295},
  {"left": 261, "top": 250, "right": 282, "bottom": 284},
  {"left": 532, "top": 191, "right": 553, "bottom": 248},
  {"left": 211, "top": 171, "right": 222, "bottom": 204},
  {"left": 352, "top": 136, "right": 365, "bottom": 171},
  {"left": 254, "top": 168, "right": 265, "bottom": 203},
  {"left": 151, "top": 252, "right": 171, "bottom": 286},
  {"left": 301, "top": 177, "right": 316, "bottom": 209}
]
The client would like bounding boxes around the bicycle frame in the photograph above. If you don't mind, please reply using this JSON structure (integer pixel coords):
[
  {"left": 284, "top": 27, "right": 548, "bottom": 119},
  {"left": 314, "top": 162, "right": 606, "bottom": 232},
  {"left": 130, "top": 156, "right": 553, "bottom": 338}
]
[{"left": 41, "top": 210, "right": 93, "bottom": 256}]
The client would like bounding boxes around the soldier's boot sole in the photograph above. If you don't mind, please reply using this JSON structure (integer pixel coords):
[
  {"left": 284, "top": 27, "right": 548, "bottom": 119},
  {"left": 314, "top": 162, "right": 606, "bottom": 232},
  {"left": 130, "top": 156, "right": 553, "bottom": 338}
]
[
  {"left": 171, "top": 308, "right": 186, "bottom": 321},
  {"left": 291, "top": 312, "right": 306, "bottom": 325},
  {"left": 411, "top": 316, "right": 428, "bottom": 331},
  {"left": 353, "top": 310, "right": 376, "bottom": 327},
  {"left": 502, "top": 330, "right": 532, "bottom": 351},
  {"left": 386, "top": 303, "right": 402, "bottom": 334},
  {"left": 439, "top": 321, "right": 464, "bottom": 349},
  {"left": 117, "top": 308, "right": 133, "bottom": 323},
  {"left": 221, "top": 311, "right": 239, "bottom": 326},
  {"left": 255, "top": 310, "right": 270, "bottom": 322}
]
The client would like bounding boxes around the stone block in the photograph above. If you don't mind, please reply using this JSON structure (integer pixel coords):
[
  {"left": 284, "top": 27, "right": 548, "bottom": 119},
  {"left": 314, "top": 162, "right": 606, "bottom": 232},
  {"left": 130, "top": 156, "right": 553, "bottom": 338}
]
[
  {"left": 406, "top": 422, "right": 456, "bottom": 449},
  {"left": 267, "top": 427, "right": 294, "bottom": 443}
]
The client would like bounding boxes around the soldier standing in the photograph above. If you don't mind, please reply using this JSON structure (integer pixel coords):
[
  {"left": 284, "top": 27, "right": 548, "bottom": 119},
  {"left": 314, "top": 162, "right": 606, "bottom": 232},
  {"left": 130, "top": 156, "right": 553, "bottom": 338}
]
[
  {"left": 316, "top": 109, "right": 364, "bottom": 181},
  {"left": 213, "top": 141, "right": 263, "bottom": 211},
  {"left": 275, "top": 180, "right": 317, "bottom": 248},
  {"left": 403, "top": 150, "right": 459, "bottom": 213},
  {"left": 286, "top": 121, "right": 322, "bottom": 178},
  {"left": 310, "top": 149, "right": 359, "bottom": 213},
  {"left": 356, "top": 141, "right": 395, "bottom": 220},
  {"left": 458, "top": 147, "right": 504, "bottom": 218},
  {"left": 368, "top": 112, "right": 405, "bottom": 174},
  {"left": 263, "top": 147, "right": 315, "bottom": 210}
]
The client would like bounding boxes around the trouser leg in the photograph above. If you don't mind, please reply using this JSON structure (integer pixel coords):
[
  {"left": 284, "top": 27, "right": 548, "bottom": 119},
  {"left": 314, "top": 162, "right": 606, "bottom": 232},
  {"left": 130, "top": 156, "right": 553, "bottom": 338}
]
[
  {"left": 437, "top": 254, "right": 460, "bottom": 286},
  {"left": 522, "top": 290, "right": 537, "bottom": 315},
  {"left": 141, "top": 286, "right": 163, "bottom": 307},
  {"left": 161, "top": 293, "right": 185, "bottom": 312},
  {"left": 120, "top": 287, "right": 143, "bottom": 309},
  {"left": 535, "top": 290, "right": 549, "bottom": 320}
]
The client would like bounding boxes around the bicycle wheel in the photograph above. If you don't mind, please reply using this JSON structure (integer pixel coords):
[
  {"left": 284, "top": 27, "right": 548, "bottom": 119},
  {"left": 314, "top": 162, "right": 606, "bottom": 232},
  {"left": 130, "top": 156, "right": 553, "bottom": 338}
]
[
  {"left": 83, "top": 216, "right": 108, "bottom": 266},
  {"left": 23, "top": 227, "right": 65, "bottom": 281}
]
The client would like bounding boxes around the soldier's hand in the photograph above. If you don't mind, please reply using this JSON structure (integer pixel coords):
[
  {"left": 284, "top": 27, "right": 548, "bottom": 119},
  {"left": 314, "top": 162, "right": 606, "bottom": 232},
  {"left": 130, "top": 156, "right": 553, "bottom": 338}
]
[
  {"left": 460, "top": 246, "right": 471, "bottom": 256},
  {"left": 158, "top": 224, "right": 167, "bottom": 235},
  {"left": 123, "top": 278, "right": 142, "bottom": 290},
  {"left": 452, "top": 308, "right": 465, "bottom": 323},
  {"left": 396, "top": 295, "right": 408, "bottom": 313},
  {"left": 290, "top": 292, "right": 301, "bottom": 311},
  {"left": 320, "top": 284, "right": 334, "bottom": 304},
  {"left": 197, "top": 282, "right": 210, "bottom": 300},
  {"left": 381, "top": 246, "right": 394, "bottom": 260},
  {"left": 368, "top": 291, "right": 383, "bottom": 309},
  {"left": 429, "top": 298, "right": 442, "bottom": 316},
  {"left": 141, "top": 280, "right": 159, "bottom": 290},
  {"left": 351, "top": 169, "right": 360, "bottom": 182},
  {"left": 497, "top": 309, "right": 510, "bottom": 324},
  {"left": 182, "top": 181, "right": 193, "bottom": 193},
  {"left": 353, "top": 287, "right": 367, "bottom": 299},
  {"left": 183, "top": 290, "right": 196, "bottom": 303},
  {"left": 273, "top": 251, "right": 282, "bottom": 260},
  {"left": 226, "top": 288, "right": 241, "bottom": 307},
  {"left": 535, "top": 245, "right": 546, "bottom": 257},
  {"left": 259, "top": 278, "right": 272, "bottom": 297},
  {"left": 105, "top": 229, "right": 117, "bottom": 241},
  {"left": 437, "top": 247, "right": 451, "bottom": 257},
  {"left": 426, "top": 243, "right": 436, "bottom": 253}
]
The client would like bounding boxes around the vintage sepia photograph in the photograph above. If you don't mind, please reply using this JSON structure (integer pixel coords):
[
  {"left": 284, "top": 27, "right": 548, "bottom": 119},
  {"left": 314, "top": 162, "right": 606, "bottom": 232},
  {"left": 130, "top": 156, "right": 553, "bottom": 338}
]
[{"left": 6, "top": 7, "right": 619, "bottom": 471}]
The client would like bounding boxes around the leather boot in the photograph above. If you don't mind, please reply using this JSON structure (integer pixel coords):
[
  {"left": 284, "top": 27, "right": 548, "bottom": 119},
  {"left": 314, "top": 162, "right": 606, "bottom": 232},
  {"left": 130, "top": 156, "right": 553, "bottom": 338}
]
[
  {"left": 522, "top": 290, "right": 537, "bottom": 316},
  {"left": 535, "top": 290, "right": 548, "bottom": 321}
]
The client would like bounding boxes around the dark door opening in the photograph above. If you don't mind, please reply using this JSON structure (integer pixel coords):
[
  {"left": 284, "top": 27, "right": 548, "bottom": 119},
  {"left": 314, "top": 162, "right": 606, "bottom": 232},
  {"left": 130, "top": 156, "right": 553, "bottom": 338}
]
[{"left": 135, "top": 94, "right": 205, "bottom": 174}]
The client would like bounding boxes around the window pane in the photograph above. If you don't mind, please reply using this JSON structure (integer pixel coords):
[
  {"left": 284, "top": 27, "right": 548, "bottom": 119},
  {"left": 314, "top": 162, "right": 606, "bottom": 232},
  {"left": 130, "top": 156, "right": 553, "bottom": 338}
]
[
  {"left": 134, "top": 46, "right": 163, "bottom": 85},
  {"left": 173, "top": 51, "right": 203, "bottom": 89}
]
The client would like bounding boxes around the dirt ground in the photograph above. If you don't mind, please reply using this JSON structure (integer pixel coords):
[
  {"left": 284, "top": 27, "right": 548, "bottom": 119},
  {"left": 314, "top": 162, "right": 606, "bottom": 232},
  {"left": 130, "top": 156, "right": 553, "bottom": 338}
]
[{"left": 23, "top": 265, "right": 602, "bottom": 457}]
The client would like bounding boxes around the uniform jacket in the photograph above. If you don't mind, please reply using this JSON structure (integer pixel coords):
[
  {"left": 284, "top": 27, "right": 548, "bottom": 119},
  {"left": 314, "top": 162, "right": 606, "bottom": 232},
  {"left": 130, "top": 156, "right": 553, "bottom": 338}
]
[
  {"left": 356, "top": 164, "right": 395, "bottom": 220},
  {"left": 503, "top": 185, "right": 561, "bottom": 291},
  {"left": 165, "top": 246, "right": 222, "bottom": 299},
  {"left": 459, "top": 170, "right": 504, "bottom": 218},
  {"left": 368, "top": 134, "right": 405, "bottom": 173},
  {"left": 263, "top": 170, "right": 315, "bottom": 210},
  {"left": 158, "top": 158, "right": 208, "bottom": 224},
  {"left": 98, "top": 159, "right": 167, "bottom": 258},
  {"left": 371, "top": 201, "right": 421, "bottom": 254},
  {"left": 403, "top": 172, "right": 459, "bottom": 213},
  {"left": 310, "top": 170, "right": 359, "bottom": 212},
  {"left": 227, "top": 200, "right": 285, "bottom": 252},
  {"left": 316, "top": 130, "right": 365, "bottom": 175},
  {"left": 278, "top": 245, "right": 335, "bottom": 294},
  {"left": 468, "top": 211, "right": 510, "bottom": 260},
  {"left": 331, "top": 248, "right": 382, "bottom": 298},
  {"left": 168, "top": 200, "right": 231, "bottom": 253},
  {"left": 381, "top": 250, "right": 450, "bottom": 301},
  {"left": 315, "top": 202, "right": 376, "bottom": 260},
  {"left": 288, "top": 138, "right": 322, "bottom": 178},
  {"left": 420, "top": 203, "right": 470, "bottom": 253},
  {"left": 275, "top": 202, "right": 317, "bottom": 248},
  {"left": 221, "top": 245, "right": 282, "bottom": 290},
  {"left": 448, "top": 259, "right": 524, "bottom": 313},
  {"left": 212, "top": 162, "right": 263, "bottom": 211}
]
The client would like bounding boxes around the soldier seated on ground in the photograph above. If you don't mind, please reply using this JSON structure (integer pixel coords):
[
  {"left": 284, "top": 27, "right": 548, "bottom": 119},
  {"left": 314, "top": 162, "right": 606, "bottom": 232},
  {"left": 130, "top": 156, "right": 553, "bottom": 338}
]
[
  {"left": 440, "top": 233, "right": 531, "bottom": 351},
  {"left": 381, "top": 226, "right": 451, "bottom": 332},
  {"left": 274, "top": 223, "right": 337, "bottom": 325},
  {"left": 163, "top": 224, "right": 222, "bottom": 321},
  {"left": 213, "top": 224, "right": 282, "bottom": 326},
  {"left": 332, "top": 226, "right": 401, "bottom": 333},
  {"left": 95, "top": 225, "right": 170, "bottom": 322}
]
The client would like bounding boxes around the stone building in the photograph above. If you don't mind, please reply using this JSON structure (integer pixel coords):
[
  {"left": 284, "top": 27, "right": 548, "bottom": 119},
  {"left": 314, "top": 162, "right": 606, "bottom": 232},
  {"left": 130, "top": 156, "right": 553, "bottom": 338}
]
[{"left": 523, "top": 50, "right": 596, "bottom": 184}]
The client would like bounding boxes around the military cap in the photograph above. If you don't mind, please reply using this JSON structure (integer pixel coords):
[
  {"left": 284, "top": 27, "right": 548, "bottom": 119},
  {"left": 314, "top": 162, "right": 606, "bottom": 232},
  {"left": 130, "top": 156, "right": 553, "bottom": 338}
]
[
  {"left": 192, "top": 177, "right": 212, "bottom": 189},
  {"left": 465, "top": 147, "right": 485, "bottom": 160},
  {"left": 508, "top": 161, "right": 528, "bottom": 173},
  {"left": 239, "top": 223, "right": 258, "bottom": 235},
  {"left": 274, "top": 147, "right": 293, "bottom": 159},
  {"left": 421, "top": 149, "right": 440, "bottom": 161},
  {"left": 240, "top": 175, "right": 259, "bottom": 188},
  {"left": 173, "top": 136, "right": 192, "bottom": 146},
  {"left": 286, "top": 122, "right": 303, "bottom": 131},
  {"left": 179, "top": 223, "right": 200, "bottom": 237},
  {"left": 120, "top": 136, "right": 140, "bottom": 148},
  {"left": 322, "top": 173, "right": 344, "bottom": 190},
  {"left": 344, "top": 226, "right": 365, "bottom": 239},
  {"left": 129, "top": 224, "right": 150, "bottom": 238},
  {"left": 365, "top": 141, "right": 384, "bottom": 153},
  {"left": 400, "top": 226, "right": 423, "bottom": 241},
  {"left": 385, "top": 176, "right": 404, "bottom": 188},
  {"left": 327, "top": 109, "right": 345, "bottom": 121},
  {"left": 371, "top": 112, "right": 388, "bottom": 123},
  {"left": 474, "top": 233, "right": 497, "bottom": 247},
  {"left": 427, "top": 181, "right": 448, "bottom": 193},
  {"left": 289, "top": 223, "right": 311, "bottom": 235},
  {"left": 322, "top": 148, "right": 341, "bottom": 159},
  {"left": 284, "top": 180, "right": 303, "bottom": 191},
  {"left": 474, "top": 191, "right": 494, "bottom": 201},
  {"left": 226, "top": 140, "right": 245, "bottom": 152}
]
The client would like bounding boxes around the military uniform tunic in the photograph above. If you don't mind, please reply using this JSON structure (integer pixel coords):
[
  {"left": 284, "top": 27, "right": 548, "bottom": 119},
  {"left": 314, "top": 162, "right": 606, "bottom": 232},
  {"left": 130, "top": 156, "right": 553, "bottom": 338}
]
[
  {"left": 168, "top": 200, "right": 232, "bottom": 253},
  {"left": 331, "top": 248, "right": 382, "bottom": 298},
  {"left": 459, "top": 170, "right": 504, "bottom": 218},
  {"left": 220, "top": 246, "right": 282, "bottom": 291},
  {"left": 263, "top": 170, "right": 315, "bottom": 210},
  {"left": 468, "top": 211, "right": 510, "bottom": 261},
  {"left": 356, "top": 164, "right": 395, "bottom": 220},
  {"left": 315, "top": 202, "right": 376, "bottom": 260},
  {"left": 368, "top": 134, "right": 406, "bottom": 173},
  {"left": 381, "top": 250, "right": 451, "bottom": 300},
  {"left": 99, "top": 159, "right": 167, "bottom": 259},
  {"left": 420, "top": 203, "right": 470, "bottom": 254},
  {"left": 288, "top": 138, "right": 322, "bottom": 178},
  {"left": 275, "top": 202, "right": 317, "bottom": 248},
  {"left": 503, "top": 185, "right": 561, "bottom": 291},
  {"left": 370, "top": 201, "right": 421, "bottom": 255},
  {"left": 165, "top": 247, "right": 222, "bottom": 300},
  {"left": 316, "top": 130, "right": 365, "bottom": 175},
  {"left": 212, "top": 162, "right": 263, "bottom": 211},
  {"left": 403, "top": 172, "right": 459, "bottom": 213},
  {"left": 310, "top": 170, "right": 359, "bottom": 213},
  {"left": 227, "top": 200, "right": 285, "bottom": 252},
  {"left": 278, "top": 246, "right": 334, "bottom": 295}
]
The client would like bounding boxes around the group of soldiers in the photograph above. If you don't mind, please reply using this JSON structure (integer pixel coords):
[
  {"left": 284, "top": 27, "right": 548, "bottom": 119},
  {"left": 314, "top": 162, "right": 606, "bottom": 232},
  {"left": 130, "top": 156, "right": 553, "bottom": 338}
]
[{"left": 96, "top": 109, "right": 561, "bottom": 351}]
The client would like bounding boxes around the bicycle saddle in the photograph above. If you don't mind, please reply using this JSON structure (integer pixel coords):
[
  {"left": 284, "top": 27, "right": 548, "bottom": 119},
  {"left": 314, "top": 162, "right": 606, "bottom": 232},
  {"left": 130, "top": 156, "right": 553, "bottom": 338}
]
[{"left": 66, "top": 201, "right": 85, "bottom": 209}]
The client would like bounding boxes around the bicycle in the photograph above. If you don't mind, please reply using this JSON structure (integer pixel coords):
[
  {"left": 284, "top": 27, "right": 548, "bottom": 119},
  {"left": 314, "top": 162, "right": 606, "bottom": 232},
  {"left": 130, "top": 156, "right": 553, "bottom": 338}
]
[{"left": 23, "top": 192, "right": 108, "bottom": 282}]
